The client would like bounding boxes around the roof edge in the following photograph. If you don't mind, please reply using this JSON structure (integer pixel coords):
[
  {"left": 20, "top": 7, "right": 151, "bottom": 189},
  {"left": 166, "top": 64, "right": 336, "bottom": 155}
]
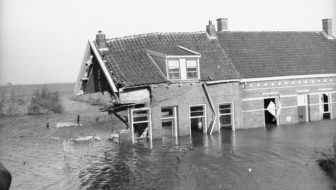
[
  {"left": 89, "top": 40, "right": 119, "bottom": 93},
  {"left": 241, "top": 73, "right": 336, "bottom": 82}
]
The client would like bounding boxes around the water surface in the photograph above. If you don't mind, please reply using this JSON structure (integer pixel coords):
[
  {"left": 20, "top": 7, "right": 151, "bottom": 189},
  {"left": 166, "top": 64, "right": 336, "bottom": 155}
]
[{"left": 1, "top": 119, "right": 336, "bottom": 189}]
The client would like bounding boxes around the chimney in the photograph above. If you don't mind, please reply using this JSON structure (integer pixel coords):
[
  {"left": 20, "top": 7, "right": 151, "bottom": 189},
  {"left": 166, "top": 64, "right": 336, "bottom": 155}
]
[
  {"left": 322, "top": 19, "right": 333, "bottom": 36},
  {"left": 95, "top": 30, "right": 108, "bottom": 51},
  {"left": 216, "top": 18, "right": 228, "bottom": 32},
  {"left": 206, "top": 21, "right": 216, "bottom": 38}
]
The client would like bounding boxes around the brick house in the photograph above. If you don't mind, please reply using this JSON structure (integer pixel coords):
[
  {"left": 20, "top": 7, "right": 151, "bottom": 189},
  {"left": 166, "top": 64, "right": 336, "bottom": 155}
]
[{"left": 75, "top": 18, "right": 336, "bottom": 145}]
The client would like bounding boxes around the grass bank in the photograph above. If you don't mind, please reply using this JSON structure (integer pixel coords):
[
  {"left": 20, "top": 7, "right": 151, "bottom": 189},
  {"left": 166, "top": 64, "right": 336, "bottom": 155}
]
[
  {"left": 317, "top": 138, "right": 336, "bottom": 179},
  {"left": 0, "top": 85, "right": 63, "bottom": 116},
  {"left": 70, "top": 92, "right": 112, "bottom": 106}
]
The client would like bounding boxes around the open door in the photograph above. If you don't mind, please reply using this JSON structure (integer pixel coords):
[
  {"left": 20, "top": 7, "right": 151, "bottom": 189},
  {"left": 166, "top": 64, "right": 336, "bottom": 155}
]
[
  {"left": 264, "top": 98, "right": 277, "bottom": 127},
  {"left": 190, "top": 105, "right": 206, "bottom": 134},
  {"left": 320, "top": 93, "right": 331, "bottom": 119}
]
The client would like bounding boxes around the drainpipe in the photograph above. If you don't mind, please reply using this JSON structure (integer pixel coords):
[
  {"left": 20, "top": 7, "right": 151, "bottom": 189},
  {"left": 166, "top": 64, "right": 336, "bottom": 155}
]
[{"left": 202, "top": 83, "right": 217, "bottom": 135}]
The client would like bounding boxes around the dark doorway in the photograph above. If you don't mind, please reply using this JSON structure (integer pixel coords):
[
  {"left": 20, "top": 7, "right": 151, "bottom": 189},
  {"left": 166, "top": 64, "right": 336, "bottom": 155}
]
[
  {"left": 190, "top": 105, "right": 205, "bottom": 134},
  {"left": 264, "top": 98, "right": 276, "bottom": 126},
  {"left": 322, "top": 93, "right": 330, "bottom": 119}
]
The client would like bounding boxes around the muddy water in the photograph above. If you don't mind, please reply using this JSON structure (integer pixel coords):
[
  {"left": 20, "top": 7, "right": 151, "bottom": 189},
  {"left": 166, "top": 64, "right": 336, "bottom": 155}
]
[{"left": 1, "top": 119, "right": 336, "bottom": 190}]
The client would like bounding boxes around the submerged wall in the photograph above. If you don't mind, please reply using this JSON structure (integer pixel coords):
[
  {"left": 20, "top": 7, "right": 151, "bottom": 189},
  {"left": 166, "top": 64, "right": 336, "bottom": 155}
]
[
  {"left": 124, "top": 76, "right": 335, "bottom": 140},
  {"left": 241, "top": 77, "right": 336, "bottom": 128},
  {"left": 149, "top": 82, "right": 241, "bottom": 139}
]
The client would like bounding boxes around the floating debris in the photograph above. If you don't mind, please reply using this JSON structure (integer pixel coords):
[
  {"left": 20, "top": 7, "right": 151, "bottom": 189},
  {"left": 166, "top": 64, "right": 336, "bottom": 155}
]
[
  {"left": 108, "top": 133, "right": 119, "bottom": 143},
  {"left": 63, "top": 138, "right": 71, "bottom": 152},
  {"left": 56, "top": 122, "right": 82, "bottom": 128},
  {"left": 73, "top": 135, "right": 101, "bottom": 142}
]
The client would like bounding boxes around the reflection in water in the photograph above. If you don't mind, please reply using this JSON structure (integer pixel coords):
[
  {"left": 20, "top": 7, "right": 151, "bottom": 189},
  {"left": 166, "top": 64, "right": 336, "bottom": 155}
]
[{"left": 1, "top": 120, "right": 336, "bottom": 189}]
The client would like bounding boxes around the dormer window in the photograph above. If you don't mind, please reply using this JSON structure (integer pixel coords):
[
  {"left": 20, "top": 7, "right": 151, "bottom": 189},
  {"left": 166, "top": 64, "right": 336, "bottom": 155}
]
[
  {"left": 147, "top": 46, "right": 201, "bottom": 81},
  {"left": 186, "top": 59, "right": 198, "bottom": 79},
  {"left": 168, "top": 59, "right": 181, "bottom": 79}
]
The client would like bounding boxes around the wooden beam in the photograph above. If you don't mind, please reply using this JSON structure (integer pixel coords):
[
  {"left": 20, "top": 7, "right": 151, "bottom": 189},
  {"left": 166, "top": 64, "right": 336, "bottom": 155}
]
[
  {"left": 113, "top": 112, "right": 129, "bottom": 129},
  {"left": 74, "top": 42, "right": 91, "bottom": 95},
  {"left": 202, "top": 83, "right": 217, "bottom": 135},
  {"left": 89, "top": 40, "right": 119, "bottom": 96}
]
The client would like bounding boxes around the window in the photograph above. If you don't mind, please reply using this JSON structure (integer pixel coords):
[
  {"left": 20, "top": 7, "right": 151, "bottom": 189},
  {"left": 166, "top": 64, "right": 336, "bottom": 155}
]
[
  {"left": 131, "top": 108, "right": 151, "bottom": 144},
  {"left": 190, "top": 106, "right": 205, "bottom": 117},
  {"left": 186, "top": 59, "right": 198, "bottom": 79},
  {"left": 168, "top": 60, "right": 180, "bottom": 79},
  {"left": 190, "top": 105, "right": 206, "bottom": 133},
  {"left": 219, "top": 103, "right": 233, "bottom": 129}
]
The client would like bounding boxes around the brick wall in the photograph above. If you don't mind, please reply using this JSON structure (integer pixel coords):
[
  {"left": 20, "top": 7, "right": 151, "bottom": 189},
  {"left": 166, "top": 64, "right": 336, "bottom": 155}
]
[
  {"left": 126, "top": 77, "right": 335, "bottom": 139},
  {"left": 242, "top": 99, "right": 264, "bottom": 128},
  {"left": 241, "top": 77, "right": 336, "bottom": 127},
  {"left": 280, "top": 96, "right": 298, "bottom": 124},
  {"left": 308, "top": 94, "right": 320, "bottom": 121},
  {"left": 149, "top": 82, "right": 240, "bottom": 139}
]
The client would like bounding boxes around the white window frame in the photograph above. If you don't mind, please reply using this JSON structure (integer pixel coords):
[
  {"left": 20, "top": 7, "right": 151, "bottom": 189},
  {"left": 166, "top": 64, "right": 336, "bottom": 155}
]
[
  {"left": 185, "top": 58, "right": 199, "bottom": 80},
  {"left": 166, "top": 58, "right": 200, "bottom": 81},
  {"left": 130, "top": 107, "right": 152, "bottom": 147},
  {"left": 218, "top": 102, "right": 235, "bottom": 130},
  {"left": 189, "top": 104, "right": 207, "bottom": 134},
  {"left": 319, "top": 92, "right": 333, "bottom": 119},
  {"left": 161, "top": 106, "right": 178, "bottom": 137},
  {"left": 167, "top": 59, "right": 181, "bottom": 80}
]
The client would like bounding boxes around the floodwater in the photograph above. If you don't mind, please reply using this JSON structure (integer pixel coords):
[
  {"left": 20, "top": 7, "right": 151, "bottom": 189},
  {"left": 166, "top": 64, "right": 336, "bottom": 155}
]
[{"left": 1, "top": 118, "right": 336, "bottom": 190}]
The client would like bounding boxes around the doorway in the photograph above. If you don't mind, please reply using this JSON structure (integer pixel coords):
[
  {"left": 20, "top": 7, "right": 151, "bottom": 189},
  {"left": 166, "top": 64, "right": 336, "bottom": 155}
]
[
  {"left": 321, "top": 93, "right": 331, "bottom": 119},
  {"left": 297, "top": 94, "right": 308, "bottom": 122},
  {"left": 130, "top": 108, "right": 152, "bottom": 147},
  {"left": 218, "top": 103, "right": 234, "bottom": 131},
  {"left": 264, "top": 98, "right": 276, "bottom": 126},
  {"left": 190, "top": 105, "right": 206, "bottom": 134},
  {"left": 161, "top": 107, "right": 178, "bottom": 138}
]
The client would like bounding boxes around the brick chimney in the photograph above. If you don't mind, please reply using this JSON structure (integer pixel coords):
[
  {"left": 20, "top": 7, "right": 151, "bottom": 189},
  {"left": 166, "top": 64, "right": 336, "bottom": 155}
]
[
  {"left": 206, "top": 21, "right": 216, "bottom": 38},
  {"left": 95, "top": 30, "right": 109, "bottom": 51},
  {"left": 216, "top": 18, "right": 228, "bottom": 32},
  {"left": 322, "top": 19, "right": 333, "bottom": 36}
]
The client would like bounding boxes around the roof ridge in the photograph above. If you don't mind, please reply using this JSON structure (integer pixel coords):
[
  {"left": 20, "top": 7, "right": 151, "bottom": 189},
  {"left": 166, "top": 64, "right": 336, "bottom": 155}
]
[
  {"left": 106, "top": 31, "right": 206, "bottom": 42},
  {"left": 217, "top": 31, "right": 321, "bottom": 33}
]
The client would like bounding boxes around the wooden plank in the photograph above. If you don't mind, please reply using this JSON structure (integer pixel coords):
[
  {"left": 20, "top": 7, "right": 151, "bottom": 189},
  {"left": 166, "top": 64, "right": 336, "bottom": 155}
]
[
  {"left": 119, "top": 89, "right": 150, "bottom": 104},
  {"left": 202, "top": 83, "right": 217, "bottom": 135},
  {"left": 74, "top": 42, "right": 91, "bottom": 95},
  {"left": 89, "top": 40, "right": 118, "bottom": 94}
]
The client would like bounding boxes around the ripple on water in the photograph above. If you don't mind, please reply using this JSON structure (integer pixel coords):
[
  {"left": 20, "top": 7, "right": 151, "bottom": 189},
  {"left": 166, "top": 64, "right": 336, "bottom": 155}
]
[{"left": 1, "top": 120, "right": 336, "bottom": 189}]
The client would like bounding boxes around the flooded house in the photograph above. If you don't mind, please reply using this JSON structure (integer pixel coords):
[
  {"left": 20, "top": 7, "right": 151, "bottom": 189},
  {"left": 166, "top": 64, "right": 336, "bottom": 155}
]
[{"left": 75, "top": 18, "right": 336, "bottom": 145}]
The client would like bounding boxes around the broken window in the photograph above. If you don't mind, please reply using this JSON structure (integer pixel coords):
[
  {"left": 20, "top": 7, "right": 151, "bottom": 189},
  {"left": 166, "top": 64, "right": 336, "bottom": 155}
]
[
  {"left": 168, "top": 59, "right": 180, "bottom": 79},
  {"left": 131, "top": 108, "right": 151, "bottom": 143},
  {"left": 186, "top": 59, "right": 198, "bottom": 79}
]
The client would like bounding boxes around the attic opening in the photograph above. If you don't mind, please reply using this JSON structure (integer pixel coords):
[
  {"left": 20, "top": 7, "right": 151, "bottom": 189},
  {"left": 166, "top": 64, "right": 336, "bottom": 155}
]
[{"left": 76, "top": 45, "right": 114, "bottom": 97}]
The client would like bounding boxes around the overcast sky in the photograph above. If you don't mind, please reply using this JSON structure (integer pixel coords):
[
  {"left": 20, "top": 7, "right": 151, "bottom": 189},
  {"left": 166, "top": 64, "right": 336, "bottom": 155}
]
[{"left": 0, "top": 0, "right": 335, "bottom": 85}]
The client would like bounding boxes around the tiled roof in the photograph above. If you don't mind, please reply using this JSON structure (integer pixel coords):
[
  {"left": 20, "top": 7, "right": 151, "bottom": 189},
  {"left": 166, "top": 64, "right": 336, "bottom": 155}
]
[
  {"left": 147, "top": 46, "right": 198, "bottom": 56},
  {"left": 216, "top": 31, "right": 336, "bottom": 78},
  {"left": 104, "top": 32, "right": 240, "bottom": 86}
]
